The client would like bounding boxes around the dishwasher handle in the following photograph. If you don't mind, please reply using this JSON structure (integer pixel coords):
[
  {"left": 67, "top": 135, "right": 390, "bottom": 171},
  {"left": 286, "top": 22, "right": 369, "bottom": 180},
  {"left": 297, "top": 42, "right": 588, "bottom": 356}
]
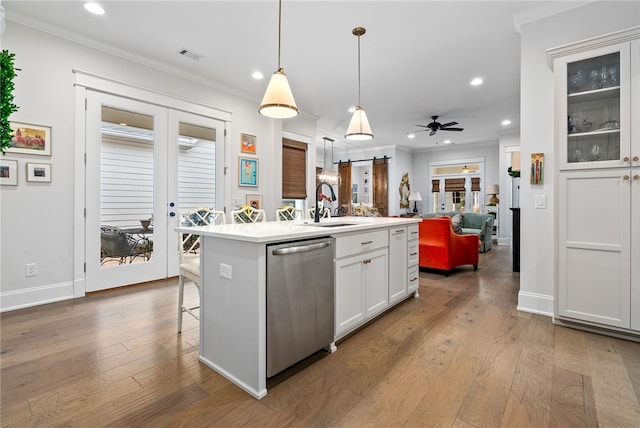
[{"left": 272, "top": 240, "right": 333, "bottom": 256}]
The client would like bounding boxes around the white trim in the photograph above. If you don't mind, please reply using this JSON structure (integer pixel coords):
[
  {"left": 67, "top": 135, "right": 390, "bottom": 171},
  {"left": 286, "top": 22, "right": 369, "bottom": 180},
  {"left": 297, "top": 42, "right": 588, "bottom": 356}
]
[
  {"left": 517, "top": 291, "right": 554, "bottom": 317},
  {"left": 1, "top": 282, "right": 75, "bottom": 312},
  {"left": 73, "top": 70, "right": 232, "bottom": 122}
]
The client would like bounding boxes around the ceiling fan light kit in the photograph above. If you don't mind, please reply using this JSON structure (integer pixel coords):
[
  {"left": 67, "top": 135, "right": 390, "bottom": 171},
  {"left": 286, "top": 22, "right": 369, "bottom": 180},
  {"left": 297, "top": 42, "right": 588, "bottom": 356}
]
[
  {"left": 259, "top": 0, "right": 299, "bottom": 119},
  {"left": 345, "top": 27, "right": 373, "bottom": 141}
]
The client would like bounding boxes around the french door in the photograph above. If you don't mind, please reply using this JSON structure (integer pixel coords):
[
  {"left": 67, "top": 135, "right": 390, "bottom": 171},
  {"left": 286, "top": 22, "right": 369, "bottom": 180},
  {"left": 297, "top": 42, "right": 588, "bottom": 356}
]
[{"left": 85, "top": 90, "right": 225, "bottom": 292}]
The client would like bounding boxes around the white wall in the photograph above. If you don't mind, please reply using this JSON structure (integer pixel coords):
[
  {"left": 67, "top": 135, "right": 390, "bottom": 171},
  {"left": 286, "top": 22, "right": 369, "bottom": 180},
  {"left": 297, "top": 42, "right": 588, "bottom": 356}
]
[
  {"left": 517, "top": 1, "right": 639, "bottom": 316},
  {"left": 1, "top": 21, "right": 315, "bottom": 310}
]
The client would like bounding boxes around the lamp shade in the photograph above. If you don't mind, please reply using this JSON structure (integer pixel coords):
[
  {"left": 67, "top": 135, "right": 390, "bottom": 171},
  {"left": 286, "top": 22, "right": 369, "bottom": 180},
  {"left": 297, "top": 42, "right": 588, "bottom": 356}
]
[
  {"left": 259, "top": 68, "right": 299, "bottom": 119},
  {"left": 486, "top": 184, "right": 499, "bottom": 195},
  {"left": 345, "top": 107, "right": 373, "bottom": 140},
  {"left": 409, "top": 191, "right": 422, "bottom": 202}
]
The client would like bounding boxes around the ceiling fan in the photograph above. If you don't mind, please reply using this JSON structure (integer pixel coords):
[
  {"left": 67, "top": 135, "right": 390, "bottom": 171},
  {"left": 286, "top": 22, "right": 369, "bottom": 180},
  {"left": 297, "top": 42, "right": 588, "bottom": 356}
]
[{"left": 414, "top": 115, "right": 464, "bottom": 136}]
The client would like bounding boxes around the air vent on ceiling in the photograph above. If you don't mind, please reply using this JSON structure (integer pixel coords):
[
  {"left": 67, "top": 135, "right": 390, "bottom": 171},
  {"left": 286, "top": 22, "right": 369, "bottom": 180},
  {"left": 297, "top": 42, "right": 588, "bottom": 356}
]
[{"left": 177, "top": 48, "right": 204, "bottom": 61}]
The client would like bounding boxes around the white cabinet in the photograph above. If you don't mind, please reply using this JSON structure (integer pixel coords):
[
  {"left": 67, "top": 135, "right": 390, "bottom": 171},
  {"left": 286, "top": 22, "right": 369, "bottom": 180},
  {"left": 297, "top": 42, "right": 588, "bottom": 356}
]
[
  {"left": 549, "top": 28, "right": 640, "bottom": 336},
  {"left": 388, "top": 227, "right": 408, "bottom": 304},
  {"left": 407, "top": 223, "right": 420, "bottom": 295},
  {"left": 335, "top": 230, "right": 388, "bottom": 337}
]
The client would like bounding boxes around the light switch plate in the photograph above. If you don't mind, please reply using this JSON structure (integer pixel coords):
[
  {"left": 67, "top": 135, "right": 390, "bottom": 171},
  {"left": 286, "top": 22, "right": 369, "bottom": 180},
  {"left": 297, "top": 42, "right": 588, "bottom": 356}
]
[{"left": 535, "top": 195, "right": 546, "bottom": 209}]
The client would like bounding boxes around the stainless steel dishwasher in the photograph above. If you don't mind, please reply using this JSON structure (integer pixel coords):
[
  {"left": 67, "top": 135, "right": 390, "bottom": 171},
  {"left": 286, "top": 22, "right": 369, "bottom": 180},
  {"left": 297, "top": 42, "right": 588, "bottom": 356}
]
[{"left": 266, "top": 236, "right": 335, "bottom": 377}]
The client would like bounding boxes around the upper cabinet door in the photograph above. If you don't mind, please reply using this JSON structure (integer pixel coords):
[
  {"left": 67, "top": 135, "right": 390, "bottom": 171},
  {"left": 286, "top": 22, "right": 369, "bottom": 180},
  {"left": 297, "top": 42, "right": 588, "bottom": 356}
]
[{"left": 552, "top": 41, "right": 632, "bottom": 170}]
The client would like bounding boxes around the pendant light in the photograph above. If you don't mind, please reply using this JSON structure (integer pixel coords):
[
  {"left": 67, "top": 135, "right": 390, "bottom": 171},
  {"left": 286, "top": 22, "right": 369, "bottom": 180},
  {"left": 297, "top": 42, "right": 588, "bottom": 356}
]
[
  {"left": 258, "top": 0, "right": 299, "bottom": 119},
  {"left": 317, "top": 137, "right": 341, "bottom": 185},
  {"left": 345, "top": 27, "right": 373, "bottom": 141}
]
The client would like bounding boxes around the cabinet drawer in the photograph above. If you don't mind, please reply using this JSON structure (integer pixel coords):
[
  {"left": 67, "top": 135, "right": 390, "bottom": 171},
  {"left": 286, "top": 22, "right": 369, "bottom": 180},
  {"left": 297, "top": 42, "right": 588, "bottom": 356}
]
[
  {"left": 335, "top": 229, "right": 388, "bottom": 259},
  {"left": 408, "top": 266, "right": 419, "bottom": 292},
  {"left": 408, "top": 223, "right": 419, "bottom": 241},
  {"left": 408, "top": 241, "right": 419, "bottom": 266}
]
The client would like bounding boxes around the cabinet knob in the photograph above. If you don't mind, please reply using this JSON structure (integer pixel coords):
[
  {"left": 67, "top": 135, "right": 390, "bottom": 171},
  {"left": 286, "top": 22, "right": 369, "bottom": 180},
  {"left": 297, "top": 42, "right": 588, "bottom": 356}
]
[
  {"left": 634, "top": 175, "right": 640, "bottom": 181},
  {"left": 634, "top": 156, "right": 640, "bottom": 162},
  {"left": 624, "top": 157, "right": 630, "bottom": 162},
  {"left": 623, "top": 175, "right": 630, "bottom": 180}
]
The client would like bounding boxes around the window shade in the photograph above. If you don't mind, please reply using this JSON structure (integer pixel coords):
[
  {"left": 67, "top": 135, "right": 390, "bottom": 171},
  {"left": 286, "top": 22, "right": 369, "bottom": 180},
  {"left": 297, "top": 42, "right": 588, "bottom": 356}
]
[
  {"left": 282, "top": 138, "right": 307, "bottom": 199},
  {"left": 444, "top": 178, "right": 465, "bottom": 192},
  {"left": 471, "top": 177, "right": 480, "bottom": 192},
  {"left": 431, "top": 179, "right": 440, "bottom": 193}
]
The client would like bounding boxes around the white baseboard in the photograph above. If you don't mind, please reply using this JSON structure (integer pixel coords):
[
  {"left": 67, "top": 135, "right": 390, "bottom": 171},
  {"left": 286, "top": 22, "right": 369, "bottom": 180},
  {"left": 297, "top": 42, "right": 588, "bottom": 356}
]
[
  {"left": 517, "top": 290, "right": 554, "bottom": 317},
  {"left": 1, "top": 281, "right": 76, "bottom": 312}
]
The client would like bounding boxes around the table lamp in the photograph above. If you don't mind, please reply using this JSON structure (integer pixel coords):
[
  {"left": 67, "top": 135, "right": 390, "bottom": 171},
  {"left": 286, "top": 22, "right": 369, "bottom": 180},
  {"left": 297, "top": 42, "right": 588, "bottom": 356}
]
[
  {"left": 408, "top": 192, "right": 422, "bottom": 213},
  {"left": 487, "top": 184, "right": 500, "bottom": 205}
]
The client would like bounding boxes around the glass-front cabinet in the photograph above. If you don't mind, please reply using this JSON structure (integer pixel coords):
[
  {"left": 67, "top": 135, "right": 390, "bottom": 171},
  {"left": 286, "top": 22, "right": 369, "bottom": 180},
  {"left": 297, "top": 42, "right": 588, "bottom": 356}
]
[{"left": 552, "top": 41, "right": 632, "bottom": 170}]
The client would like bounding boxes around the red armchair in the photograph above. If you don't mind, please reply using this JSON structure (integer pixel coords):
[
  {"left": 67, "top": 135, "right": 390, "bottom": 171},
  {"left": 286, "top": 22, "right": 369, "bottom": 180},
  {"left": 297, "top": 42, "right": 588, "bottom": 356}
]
[{"left": 418, "top": 217, "right": 479, "bottom": 275}]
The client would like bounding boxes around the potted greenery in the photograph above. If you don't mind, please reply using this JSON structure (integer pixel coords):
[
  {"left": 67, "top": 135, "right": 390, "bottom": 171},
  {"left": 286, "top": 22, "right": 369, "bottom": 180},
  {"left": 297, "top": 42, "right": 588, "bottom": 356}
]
[{"left": 1, "top": 50, "right": 19, "bottom": 155}]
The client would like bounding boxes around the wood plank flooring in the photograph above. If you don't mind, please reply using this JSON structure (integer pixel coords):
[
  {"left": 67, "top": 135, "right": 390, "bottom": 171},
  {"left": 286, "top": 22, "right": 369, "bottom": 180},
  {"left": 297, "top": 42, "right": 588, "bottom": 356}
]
[{"left": 2, "top": 245, "right": 639, "bottom": 427}]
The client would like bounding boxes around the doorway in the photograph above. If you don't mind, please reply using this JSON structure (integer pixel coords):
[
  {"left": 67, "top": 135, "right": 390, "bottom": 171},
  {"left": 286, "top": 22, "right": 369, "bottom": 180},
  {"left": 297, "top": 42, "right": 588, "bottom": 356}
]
[{"left": 83, "top": 90, "right": 226, "bottom": 292}]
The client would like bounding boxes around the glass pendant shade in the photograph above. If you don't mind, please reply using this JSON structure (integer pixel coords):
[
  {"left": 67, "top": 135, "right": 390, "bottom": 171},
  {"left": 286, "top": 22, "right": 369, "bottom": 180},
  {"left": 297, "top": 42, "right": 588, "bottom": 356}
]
[
  {"left": 259, "top": 68, "right": 299, "bottom": 119},
  {"left": 345, "top": 107, "right": 373, "bottom": 140}
]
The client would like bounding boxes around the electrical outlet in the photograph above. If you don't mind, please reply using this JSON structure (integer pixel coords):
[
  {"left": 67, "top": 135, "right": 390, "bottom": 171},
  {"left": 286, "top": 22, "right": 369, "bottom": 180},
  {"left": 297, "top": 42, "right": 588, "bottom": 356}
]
[
  {"left": 220, "top": 263, "right": 232, "bottom": 279},
  {"left": 25, "top": 263, "right": 38, "bottom": 277}
]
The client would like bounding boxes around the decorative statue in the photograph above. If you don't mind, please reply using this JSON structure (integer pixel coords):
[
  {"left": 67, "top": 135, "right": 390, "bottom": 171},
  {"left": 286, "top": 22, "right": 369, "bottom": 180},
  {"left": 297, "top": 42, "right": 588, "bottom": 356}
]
[{"left": 399, "top": 172, "right": 410, "bottom": 209}]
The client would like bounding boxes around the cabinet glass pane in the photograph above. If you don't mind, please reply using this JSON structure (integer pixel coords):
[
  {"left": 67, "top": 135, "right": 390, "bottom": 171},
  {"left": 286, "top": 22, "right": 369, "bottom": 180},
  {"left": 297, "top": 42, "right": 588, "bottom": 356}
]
[{"left": 567, "top": 52, "right": 620, "bottom": 164}]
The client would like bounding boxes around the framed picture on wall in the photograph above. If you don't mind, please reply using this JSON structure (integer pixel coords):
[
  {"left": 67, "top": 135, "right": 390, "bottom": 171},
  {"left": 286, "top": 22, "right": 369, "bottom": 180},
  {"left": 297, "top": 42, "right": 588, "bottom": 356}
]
[
  {"left": 26, "top": 162, "right": 51, "bottom": 182},
  {"left": 246, "top": 193, "right": 263, "bottom": 209},
  {"left": 238, "top": 156, "right": 258, "bottom": 187},
  {"left": 8, "top": 122, "right": 52, "bottom": 156},
  {"left": 240, "top": 132, "right": 256, "bottom": 154},
  {"left": 0, "top": 159, "right": 18, "bottom": 185}
]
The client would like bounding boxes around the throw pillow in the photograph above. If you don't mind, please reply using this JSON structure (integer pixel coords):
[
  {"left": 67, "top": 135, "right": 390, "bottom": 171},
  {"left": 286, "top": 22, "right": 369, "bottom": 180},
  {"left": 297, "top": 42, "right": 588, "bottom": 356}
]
[{"left": 451, "top": 213, "right": 463, "bottom": 234}]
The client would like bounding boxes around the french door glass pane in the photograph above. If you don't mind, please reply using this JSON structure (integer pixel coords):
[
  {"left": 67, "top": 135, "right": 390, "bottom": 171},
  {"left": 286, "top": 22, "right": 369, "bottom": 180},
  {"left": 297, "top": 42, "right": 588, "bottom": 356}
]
[
  {"left": 177, "top": 121, "right": 217, "bottom": 211},
  {"left": 99, "top": 107, "right": 154, "bottom": 267}
]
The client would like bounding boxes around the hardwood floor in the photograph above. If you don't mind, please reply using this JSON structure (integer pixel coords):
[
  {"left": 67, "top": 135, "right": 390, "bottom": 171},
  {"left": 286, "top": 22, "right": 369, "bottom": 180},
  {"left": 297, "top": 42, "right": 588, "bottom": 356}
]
[{"left": 2, "top": 245, "right": 639, "bottom": 427}]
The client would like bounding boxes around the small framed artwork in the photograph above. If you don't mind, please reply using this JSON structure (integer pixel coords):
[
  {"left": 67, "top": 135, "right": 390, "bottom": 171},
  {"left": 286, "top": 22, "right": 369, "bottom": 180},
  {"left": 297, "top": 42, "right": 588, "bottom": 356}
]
[
  {"left": 240, "top": 132, "right": 257, "bottom": 154},
  {"left": 0, "top": 159, "right": 18, "bottom": 185},
  {"left": 246, "top": 193, "right": 263, "bottom": 209},
  {"left": 9, "top": 122, "right": 52, "bottom": 156},
  {"left": 531, "top": 152, "right": 544, "bottom": 185},
  {"left": 239, "top": 156, "right": 258, "bottom": 187},
  {"left": 26, "top": 162, "right": 51, "bottom": 182}
]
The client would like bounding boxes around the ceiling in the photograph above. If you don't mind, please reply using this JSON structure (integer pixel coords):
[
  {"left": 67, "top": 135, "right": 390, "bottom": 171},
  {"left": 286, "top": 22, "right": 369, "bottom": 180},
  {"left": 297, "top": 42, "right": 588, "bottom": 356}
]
[{"left": 5, "top": 1, "right": 571, "bottom": 152}]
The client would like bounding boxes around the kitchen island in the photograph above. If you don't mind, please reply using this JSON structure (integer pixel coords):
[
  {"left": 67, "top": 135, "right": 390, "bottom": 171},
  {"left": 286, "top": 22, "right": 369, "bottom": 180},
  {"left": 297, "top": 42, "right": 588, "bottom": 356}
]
[{"left": 176, "top": 216, "right": 421, "bottom": 399}]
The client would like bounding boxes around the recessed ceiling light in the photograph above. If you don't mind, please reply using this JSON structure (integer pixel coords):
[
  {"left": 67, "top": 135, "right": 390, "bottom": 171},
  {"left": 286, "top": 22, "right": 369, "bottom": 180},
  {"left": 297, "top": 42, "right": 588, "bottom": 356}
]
[
  {"left": 470, "top": 77, "right": 483, "bottom": 86},
  {"left": 252, "top": 71, "right": 264, "bottom": 80},
  {"left": 348, "top": 106, "right": 356, "bottom": 113},
  {"left": 443, "top": 140, "right": 452, "bottom": 144},
  {"left": 407, "top": 134, "right": 415, "bottom": 139},
  {"left": 84, "top": 2, "right": 105, "bottom": 15},
  {"left": 502, "top": 119, "right": 511, "bottom": 126}
]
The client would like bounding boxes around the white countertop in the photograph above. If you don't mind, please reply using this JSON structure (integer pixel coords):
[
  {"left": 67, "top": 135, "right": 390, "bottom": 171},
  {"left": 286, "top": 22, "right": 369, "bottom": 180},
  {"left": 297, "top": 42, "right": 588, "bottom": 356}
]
[{"left": 176, "top": 216, "right": 421, "bottom": 243}]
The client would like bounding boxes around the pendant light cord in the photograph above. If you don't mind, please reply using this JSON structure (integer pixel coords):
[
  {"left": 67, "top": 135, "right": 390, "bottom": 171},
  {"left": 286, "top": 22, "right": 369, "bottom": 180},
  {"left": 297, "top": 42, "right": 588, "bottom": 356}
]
[
  {"left": 357, "top": 33, "right": 361, "bottom": 107},
  {"left": 277, "top": 0, "right": 282, "bottom": 70}
]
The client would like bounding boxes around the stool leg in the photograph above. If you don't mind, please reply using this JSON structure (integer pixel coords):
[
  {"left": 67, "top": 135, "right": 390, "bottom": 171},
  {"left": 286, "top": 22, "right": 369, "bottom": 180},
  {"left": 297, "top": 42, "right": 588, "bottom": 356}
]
[{"left": 177, "top": 275, "right": 185, "bottom": 333}]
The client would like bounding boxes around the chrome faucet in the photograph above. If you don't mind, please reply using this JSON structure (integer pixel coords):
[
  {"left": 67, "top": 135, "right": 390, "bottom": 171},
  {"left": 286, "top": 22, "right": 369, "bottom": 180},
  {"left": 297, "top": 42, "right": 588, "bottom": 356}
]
[{"left": 314, "top": 182, "right": 336, "bottom": 223}]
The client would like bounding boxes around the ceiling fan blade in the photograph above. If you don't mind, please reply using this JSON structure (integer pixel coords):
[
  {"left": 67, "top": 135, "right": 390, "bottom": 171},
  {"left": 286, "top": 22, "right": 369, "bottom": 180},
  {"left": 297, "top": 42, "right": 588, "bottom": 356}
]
[
  {"left": 414, "top": 124, "right": 430, "bottom": 128},
  {"left": 429, "top": 130, "right": 436, "bottom": 136},
  {"left": 439, "top": 121, "right": 458, "bottom": 128},
  {"left": 441, "top": 127, "right": 464, "bottom": 131}
]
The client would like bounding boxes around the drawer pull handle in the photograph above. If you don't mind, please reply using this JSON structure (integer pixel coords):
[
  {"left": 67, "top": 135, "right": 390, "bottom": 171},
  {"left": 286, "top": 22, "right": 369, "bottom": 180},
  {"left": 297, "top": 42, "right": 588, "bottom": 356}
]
[
  {"left": 361, "top": 240, "right": 373, "bottom": 245},
  {"left": 410, "top": 277, "right": 418, "bottom": 282},
  {"left": 394, "top": 229, "right": 405, "bottom": 233},
  {"left": 410, "top": 252, "right": 418, "bottom": 256},
  {"left": 363, "top": 259, "right": 372, "bottom": 264}
]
